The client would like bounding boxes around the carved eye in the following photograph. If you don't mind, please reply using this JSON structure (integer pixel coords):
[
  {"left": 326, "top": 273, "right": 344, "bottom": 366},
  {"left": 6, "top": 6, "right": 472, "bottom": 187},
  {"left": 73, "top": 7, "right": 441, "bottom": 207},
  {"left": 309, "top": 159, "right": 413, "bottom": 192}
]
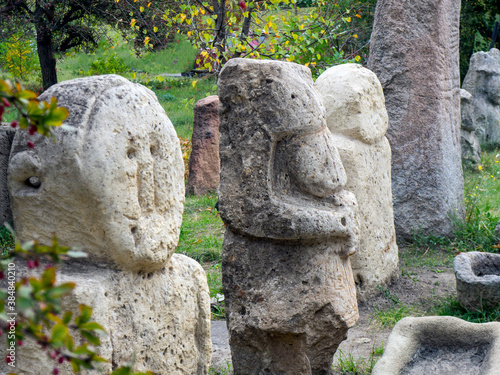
[
  {"left": 127, "top": 148, "right": 137, "bottom": 159},
  {"left": 25, "top": 176, "right": 41, "bottom": 189}
]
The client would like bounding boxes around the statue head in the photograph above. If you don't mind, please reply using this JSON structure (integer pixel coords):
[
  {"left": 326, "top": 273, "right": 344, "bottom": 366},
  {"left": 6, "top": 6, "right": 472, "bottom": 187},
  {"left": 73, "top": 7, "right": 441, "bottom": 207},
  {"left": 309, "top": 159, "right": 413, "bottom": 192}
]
[
  {"left": 315, "top": 64, "right": 388, "bottom": 144},
  {"left": 8, "top": 75, "right": 184, "bottom": 272}
]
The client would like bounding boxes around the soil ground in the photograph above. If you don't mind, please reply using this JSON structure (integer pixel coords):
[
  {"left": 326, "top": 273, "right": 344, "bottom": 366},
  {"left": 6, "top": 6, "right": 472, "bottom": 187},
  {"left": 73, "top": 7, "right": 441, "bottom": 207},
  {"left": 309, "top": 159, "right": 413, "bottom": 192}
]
[{"left": 211, "top": 253, "right": 457, "bottom": 374}]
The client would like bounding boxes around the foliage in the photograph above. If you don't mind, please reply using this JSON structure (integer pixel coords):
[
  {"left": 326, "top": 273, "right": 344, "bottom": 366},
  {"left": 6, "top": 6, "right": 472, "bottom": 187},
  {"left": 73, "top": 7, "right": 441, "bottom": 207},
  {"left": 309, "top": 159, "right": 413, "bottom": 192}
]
[
  {"left": 104, "top": 0, "right": 186, "bottom": 52},
  {"left": 161, "top": 0, "right": 372, "bottom": 76},
  {"left": 87, "top": 53, "right": 129, "bottom": 75},
  {"left": 459, "top": 0, "right": 500, "bottom": 82},
  {"left": 0, "top": 79, "right": 69, "bottom": 148},
  {"left": 0, "top": 227, "right": 14, "bottom": 256},
  {"left": 0, "top": 32, "right": 41, "bottom": 81}
]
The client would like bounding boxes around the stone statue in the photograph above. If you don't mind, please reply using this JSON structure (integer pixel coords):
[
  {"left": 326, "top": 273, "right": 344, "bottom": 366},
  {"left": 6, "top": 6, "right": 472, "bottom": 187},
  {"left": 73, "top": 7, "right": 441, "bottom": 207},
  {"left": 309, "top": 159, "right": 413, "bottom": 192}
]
[
  {"left": 462, "top": 48, "right": 500, "bottom": 146},
  {"left": 315, "top": 64, "right": 399, "bottom": 302},
  {"left": 218, "top": 59, "right": 359, "bottom": 375},
  {"left": 369, "top": 0, "right": 464, "bottom": 240},
  {"left": 460, "top": 88, "right": 481, "bottom": 166},
  {"left": 5, "top": 75, "right": 211, "bottom": 374}
]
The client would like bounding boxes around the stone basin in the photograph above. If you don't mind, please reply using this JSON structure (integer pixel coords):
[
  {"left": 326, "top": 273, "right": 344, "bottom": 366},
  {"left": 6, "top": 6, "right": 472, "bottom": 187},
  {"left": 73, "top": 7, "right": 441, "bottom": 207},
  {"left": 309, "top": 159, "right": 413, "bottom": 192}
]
[
  {"left": 454, "top": 251, "right": 500, "bottom": 310},
  {"left": 372, "top": 316, "right": 500, "bottom": 375}
]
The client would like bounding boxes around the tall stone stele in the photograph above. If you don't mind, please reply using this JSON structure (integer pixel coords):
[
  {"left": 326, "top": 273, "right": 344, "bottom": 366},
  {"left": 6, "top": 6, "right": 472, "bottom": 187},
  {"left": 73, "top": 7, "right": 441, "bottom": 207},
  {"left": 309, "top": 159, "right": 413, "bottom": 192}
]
[
  {"left": 315, "top": 64, "right": 399, "bottom": 301},
  {"left": 462, "top": 48, "right": 500, "bottom": 146},
  {"left": 368, "top": 0, "right": 464, "bottom": 240},
  {"left": 4, "top": 75, "right": 211, "bottom": 374},
  {"left": 218, "top": 59, "right": 359, "bottom": 375},
  {"left": 186, "top": 95, "right": 220, "bottom": 196}
]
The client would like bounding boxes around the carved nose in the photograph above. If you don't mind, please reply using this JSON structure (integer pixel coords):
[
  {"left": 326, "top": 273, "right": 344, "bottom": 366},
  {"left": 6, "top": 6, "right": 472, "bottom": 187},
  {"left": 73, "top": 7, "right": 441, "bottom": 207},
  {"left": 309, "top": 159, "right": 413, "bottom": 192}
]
[{"left": 137, "top": 150, "right": 155, "bottom": 213}]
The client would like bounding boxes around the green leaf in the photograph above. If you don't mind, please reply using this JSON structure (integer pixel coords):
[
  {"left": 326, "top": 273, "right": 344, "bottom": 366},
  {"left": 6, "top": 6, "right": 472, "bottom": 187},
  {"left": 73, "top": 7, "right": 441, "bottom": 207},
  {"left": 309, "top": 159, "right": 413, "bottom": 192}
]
[
  {"left": 111, "top": 366, "right": 134, "bottom": 375},
  {"left": 51, "top": 323, "right": 68, "bottom": 345},
  {"left": 81, "top": 330, "right": 101, "bottom": 346},
  {"left": 41, "top": 267, "right": 56, "bottom": 288},
  {"left": 77, "top": 304, "right": 93, "bottom": 325},
  {"left": 47, "top": 283, "right": 75, "bottom": 299},
  {"left": 80, "top": 321, "right": 105, "bottom": 332},
  {"left": 17, "top": 90, "right": 37, "bottom": 99},
  {"left": 62, "top": 311, "right": 72, "bottom": 325}
]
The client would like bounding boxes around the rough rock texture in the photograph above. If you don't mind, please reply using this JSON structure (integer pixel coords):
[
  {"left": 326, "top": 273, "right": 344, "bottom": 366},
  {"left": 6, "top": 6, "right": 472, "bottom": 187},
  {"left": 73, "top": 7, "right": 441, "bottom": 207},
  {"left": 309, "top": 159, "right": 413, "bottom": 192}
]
[
  {"left": 368, "top": 0, "right": 464, "bottom": 240},
  {"left": 315, "top": 64, "right": 399, "bottom": 301},
  {"left": 460, "top": 89, "right": 482, "bottom": 166},
  {"left": 8, "top": 75, "right": 185, "bottom": 273},
  {"left": 4, "top": 75, "right": 211, "bottom": 374},
  {"left": 454, "top": 251, "right": 500, "bottom": 311},
  {"left": 372, "top": 316, "right": 500, "bottom": 375},
  {"left": 0, "top": 125, "right": 14, "bottom": 226},
  {"left": 1, "top": 254, "right": 211, "bottom": 375},
  {"left": 186, "top": 95, "right": 220, "bottom": 196},
  {"left": 218, "top": 58, "right": 359, "bottom": 375},
  {"left": 462, "top": 48, "right": 500, "bottom": 145}
]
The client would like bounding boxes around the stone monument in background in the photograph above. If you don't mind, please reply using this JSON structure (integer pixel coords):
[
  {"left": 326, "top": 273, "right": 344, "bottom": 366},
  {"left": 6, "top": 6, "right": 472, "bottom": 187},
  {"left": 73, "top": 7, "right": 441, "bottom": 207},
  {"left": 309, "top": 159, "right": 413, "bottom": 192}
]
[
  {"left": 368, "top": 0, "right": 464, "bottom": 240},
  {"left": 186, "top": 95, "right": 220, "bottom": 196},
  {"left": 218, "top": 59, "right": 359, "bottom": 375},
  {"left": 315, "top": 64, "right": 399, "bottom": 301},
  {"left": 462, "top": 48, "right": 500, "bottom": 147},
  {"left": 4, "top": 75, "right": 211, "bottom": 374},
  {"left": 460, "top": 88, "right": 482, "bottom": 166}
]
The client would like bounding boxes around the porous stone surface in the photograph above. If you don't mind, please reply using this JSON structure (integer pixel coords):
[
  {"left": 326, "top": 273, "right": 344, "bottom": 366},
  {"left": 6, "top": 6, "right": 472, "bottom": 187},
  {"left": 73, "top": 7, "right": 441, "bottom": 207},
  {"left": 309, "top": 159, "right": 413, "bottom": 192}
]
[
  {"left": 4, "top": 75, "right": 211, "bottom": 374},
  {"left": 462, "top": 48, "right": 500, "bottom": 145},
  {"left": 0, "top": 125, "right": 14, "bottom": 226},
  {"left": 186, "top": 95, "right": 220, "bottom": 196},
  {"left": 460, "top": 89, "right": 482, "bottom": 166},
  {"left": 8, "top": 75, "right": 184, "bottom": 273},
  {"left": 454, "top": 251, "right": 500, "bottom": 311},
  {"left": 368, "top": 0, "right": 464, "bottom": 240},
  {"left": 315, "top": 64, "right": 399, "bottom": 301},
  {"left": 372, "top": 316, "right": 500, "bottom": 375},
  {"left": 218, "top": 58, "right": 359, "bottom": 375}
]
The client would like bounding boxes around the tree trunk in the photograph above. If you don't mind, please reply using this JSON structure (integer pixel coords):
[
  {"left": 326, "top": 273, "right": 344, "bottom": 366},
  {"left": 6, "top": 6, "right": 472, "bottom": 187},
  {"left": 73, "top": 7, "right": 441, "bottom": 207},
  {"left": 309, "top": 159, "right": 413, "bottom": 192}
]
[{"left": 35, "top": 17, "right": 57, "bottom": 90}]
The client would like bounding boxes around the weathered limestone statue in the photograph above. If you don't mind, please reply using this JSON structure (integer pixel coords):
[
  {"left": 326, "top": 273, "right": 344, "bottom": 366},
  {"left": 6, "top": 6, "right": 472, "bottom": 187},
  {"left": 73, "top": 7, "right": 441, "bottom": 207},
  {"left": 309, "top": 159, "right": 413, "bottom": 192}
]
[
  {"left": 5, "top": 75, "right": 211, "bottom": 374},
  {"left": 369, "top": 0, "right": 464, "bottom": 240},
  {"left": 218, "top": 59, "right": 359, "bottom": 375},
  {"left": 462, "top": 48, "right": 500, "bottom": 146},
  {"left": 315, "top": 64, "right": 399, "bottom": 301},
  {"left": 460, "top": 89, "right": 482, "bottom": 166}
]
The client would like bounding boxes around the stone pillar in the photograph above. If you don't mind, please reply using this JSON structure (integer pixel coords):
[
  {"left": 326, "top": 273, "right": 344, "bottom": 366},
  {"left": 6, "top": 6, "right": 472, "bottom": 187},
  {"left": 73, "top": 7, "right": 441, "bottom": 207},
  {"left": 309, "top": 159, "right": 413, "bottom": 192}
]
[
  {"left": 315, "top": 64, "right": 399, "bottom": 301},
  {"left": 186, "top": 95, "right": 220, "bottom": 196},
  {"left": 3, "top": 75, "right": 211, "bottom": 375},
  {"left": 0, "top": 125, "right": 14, "bottom": 226},
  {"left": 368, "top": 0, "right": 464, "bottom": 240},
  {"left": 218, "top": 59, "right": 359, "bottom": 375},
  {"left": 460, "top": 89, "right": 481, "bottom": 166},
  {"left": 462, "top": 48, "right": 500, "bottom": 146}
]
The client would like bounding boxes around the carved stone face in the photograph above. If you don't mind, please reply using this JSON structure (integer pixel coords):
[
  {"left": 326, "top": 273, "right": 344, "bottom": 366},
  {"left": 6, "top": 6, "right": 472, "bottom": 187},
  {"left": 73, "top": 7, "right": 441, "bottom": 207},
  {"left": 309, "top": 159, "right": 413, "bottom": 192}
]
[{"left": 8, "top": 75, "right": 184, "bottom": 272}]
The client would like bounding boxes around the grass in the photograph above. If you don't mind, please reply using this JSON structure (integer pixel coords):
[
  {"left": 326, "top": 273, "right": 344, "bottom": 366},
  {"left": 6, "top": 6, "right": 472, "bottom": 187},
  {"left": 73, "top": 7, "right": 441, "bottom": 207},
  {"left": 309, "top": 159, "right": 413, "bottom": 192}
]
[
  {"left": 433, "top": 296, "right": 500, "bottom": 323},
  {"left": 333, "top": 345, "right": 383, "bottom": 375},
  {"left": 175, "top": 193, "right": 225, "bottom": 319},
  {"left": 374, "top": 305, "right": 414, "bottom": 329}
]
